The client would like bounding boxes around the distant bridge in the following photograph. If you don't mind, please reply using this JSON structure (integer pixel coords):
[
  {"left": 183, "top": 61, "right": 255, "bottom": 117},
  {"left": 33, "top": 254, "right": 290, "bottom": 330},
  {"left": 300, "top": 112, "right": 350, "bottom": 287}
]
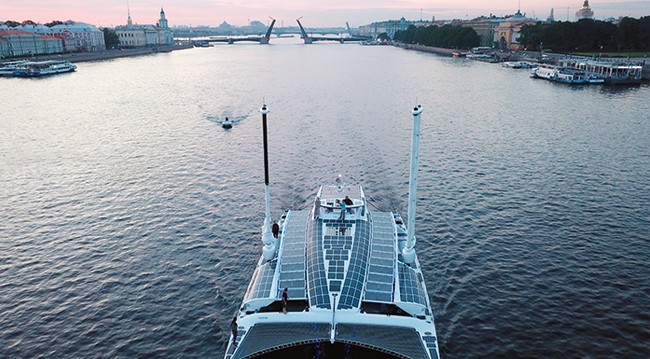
[
  {"left": 296, "top": 17, "right": 370, "bottom": 44},
  {"left": 197, "top": 18, "right": 276, "bottom": 45},
  {"left": 182, "top": 17, "right": 370, "bottom": 45}
]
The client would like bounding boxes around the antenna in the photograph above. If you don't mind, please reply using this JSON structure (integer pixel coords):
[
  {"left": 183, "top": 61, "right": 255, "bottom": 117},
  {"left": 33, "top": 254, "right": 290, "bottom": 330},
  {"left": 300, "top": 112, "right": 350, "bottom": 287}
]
[
  {"left": 403, "top": 105, "right": 423, "bottom": 264},
  {"left": 260, "top": 103, "right": 275, "bottom": 261}
]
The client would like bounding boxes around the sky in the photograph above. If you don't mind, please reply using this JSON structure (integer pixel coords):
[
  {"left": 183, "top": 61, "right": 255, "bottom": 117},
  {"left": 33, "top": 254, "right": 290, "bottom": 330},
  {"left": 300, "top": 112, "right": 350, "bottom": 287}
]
[{"left": 2, "top": 0, "right": 649, "bottom": 28}]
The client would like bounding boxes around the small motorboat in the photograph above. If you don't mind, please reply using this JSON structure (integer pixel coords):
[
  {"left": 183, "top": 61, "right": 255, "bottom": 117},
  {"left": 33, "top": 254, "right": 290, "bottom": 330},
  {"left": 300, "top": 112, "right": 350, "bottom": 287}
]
[{"left": 222, "top": 117, "right": 233, "bottom": 129}]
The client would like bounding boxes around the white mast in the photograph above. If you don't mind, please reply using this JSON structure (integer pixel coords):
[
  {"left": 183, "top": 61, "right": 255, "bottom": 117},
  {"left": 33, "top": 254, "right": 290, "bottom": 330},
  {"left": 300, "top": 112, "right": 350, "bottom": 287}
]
[
  {"left": 402, "top": 105, "right": 422, "bottom": 264},
  {"left": 260, "top": 104, "right": 275, "bottom": 260}
]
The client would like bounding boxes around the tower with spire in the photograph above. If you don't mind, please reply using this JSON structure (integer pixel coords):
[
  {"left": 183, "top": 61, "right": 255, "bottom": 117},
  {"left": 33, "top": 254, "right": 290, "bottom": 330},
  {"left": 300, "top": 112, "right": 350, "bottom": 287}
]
[
  {"left": 547, "top": 8, "right": 555, "bottom": 22},
  {"left": 576, "top": 0, "right": 594, "bottom": 20},
  {"left": 159, "top": 8, "right": 168, "bottom": 29},
  {"left": 126, "top": 0, "right": 133, "bottom": 26}
]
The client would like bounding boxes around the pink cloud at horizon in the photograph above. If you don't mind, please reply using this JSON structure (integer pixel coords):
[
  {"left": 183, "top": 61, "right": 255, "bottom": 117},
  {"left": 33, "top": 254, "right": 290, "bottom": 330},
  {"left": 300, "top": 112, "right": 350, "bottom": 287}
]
[{"left": 1, "top": 0, "right": 649, "bottom": 28}]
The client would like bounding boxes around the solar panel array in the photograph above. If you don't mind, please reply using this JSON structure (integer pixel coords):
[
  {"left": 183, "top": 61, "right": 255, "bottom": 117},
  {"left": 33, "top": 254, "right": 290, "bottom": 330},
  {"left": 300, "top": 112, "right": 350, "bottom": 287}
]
[
  {"left": 306, "top": 218, "right": 331, "bottom": 309},
  {"left": 398, "top": 262, "right": 428, "bottom": 306},
  {"left": 323, "top": 220, "right": 353, "bottom": 293},
  {"left": 278, "top": 211, "right": 309, "bottom": 299},
  {"left": 244, "top": 259, "right": 278, "bottom": 302},
  {"left": 338, "top": 219, "right": 370, "bottom": 310},
  {"left": 364, "top": 212, "right": 396, "bottom": 302}
]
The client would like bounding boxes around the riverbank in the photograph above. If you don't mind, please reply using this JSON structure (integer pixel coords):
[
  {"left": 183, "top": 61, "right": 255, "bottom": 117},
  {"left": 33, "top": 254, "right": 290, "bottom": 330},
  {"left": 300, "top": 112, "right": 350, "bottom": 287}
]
[
  {"left": 0, "top": 43, "right": 193, "bottom": 65},
  {"left": 393, "top": 42, "right": 650, "bottom": 81}
]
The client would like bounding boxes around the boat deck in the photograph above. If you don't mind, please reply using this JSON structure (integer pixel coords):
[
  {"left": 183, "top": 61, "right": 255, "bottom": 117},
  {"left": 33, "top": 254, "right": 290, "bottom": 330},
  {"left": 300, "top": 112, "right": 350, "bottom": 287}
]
[{"left": 228, "top": 184, "right": 439, "bottom": 358}]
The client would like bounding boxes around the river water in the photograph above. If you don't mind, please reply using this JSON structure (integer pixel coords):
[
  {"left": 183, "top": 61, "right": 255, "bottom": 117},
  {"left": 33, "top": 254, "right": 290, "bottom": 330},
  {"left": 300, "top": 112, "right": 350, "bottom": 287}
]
[{"left": 1, "top": 37, "right": 649, "bottom": 358}]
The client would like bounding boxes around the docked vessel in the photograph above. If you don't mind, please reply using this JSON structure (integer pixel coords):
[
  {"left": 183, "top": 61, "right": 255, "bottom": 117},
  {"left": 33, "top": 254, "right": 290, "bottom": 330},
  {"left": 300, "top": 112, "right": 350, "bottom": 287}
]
[
  {"left": 0, "top": 60, "right": 28, "bottom": 76},
  {"left": 501, "top": 61, "right": 537, "bottom": 69},
  {"left": 561, "top": 59, "right": 643, "bottom": 85},
  {"left": 11, "top": 60, "right": 76, "bottom": 77},
  {"left": 225, "top": 105, "right": 440, "bottom": 359},
  {"left": 531, "top": 64, "right": 593, "bottom": 84}
]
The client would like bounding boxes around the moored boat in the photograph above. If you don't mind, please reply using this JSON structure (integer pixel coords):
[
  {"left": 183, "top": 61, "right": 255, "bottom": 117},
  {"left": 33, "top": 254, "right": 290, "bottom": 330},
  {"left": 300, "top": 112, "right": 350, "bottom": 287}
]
[
  {"left": 502, "top": 61, "right": 538, "bottom": 69},
  {"left": 11, "top": 60, "right": 76, "bottom": 77},
  {"left": 225, "top": 105, "right": 440, "bottom": 359},
  {"left": 0, "top": 60, "right": 29, "bottom": 76},
  {"left": 531, "top": 64, "right": 594, "bottom": 85},
  {"left": 562, "top": 59, "right": 643, "bottom": 85}
]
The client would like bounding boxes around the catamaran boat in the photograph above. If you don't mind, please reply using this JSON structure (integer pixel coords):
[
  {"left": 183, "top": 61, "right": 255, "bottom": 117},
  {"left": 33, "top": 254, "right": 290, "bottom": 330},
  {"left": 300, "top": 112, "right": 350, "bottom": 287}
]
[
  {"left": 225, "top": 105, "right": 440, "bottom": 359},
  {"left": 11, "top": 60, "right": 76, "bottom": 77}
]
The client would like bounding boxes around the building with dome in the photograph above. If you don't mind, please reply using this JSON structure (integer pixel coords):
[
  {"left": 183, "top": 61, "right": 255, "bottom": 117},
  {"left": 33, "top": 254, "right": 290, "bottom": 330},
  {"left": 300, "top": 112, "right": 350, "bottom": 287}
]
[
  {"left": 493, "top": 10, "right": 537, "bottom": 50},
  {"left": 576, "top": 0, "right": 594, "bottom": 20}
]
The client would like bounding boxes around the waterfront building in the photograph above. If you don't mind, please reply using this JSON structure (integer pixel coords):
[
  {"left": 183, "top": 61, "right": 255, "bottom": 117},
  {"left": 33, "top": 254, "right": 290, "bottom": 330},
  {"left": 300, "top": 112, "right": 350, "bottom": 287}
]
[
  {"left": 576, "top": 0, "right": 594, "bottom": 20},
  {"left": 461, "top": 16, "right": 504, "bottom": 47},
  {"left": 0, "top": 29, "right": 64, "bottom": 58},
  {"left": 493, "top": 10, "right": 536, "bottom": 50},
  {"left": 8, "top": 22, "right": 105, "bottom": 52},
  {"left": 50, "top": 22, "right": 106, "bottom": 52},
  {"left": 359, "top": 18, "right": 434, "bottom": 39},
  {"left": 115, "top": 8, "right": 174, "bottom": 47}
]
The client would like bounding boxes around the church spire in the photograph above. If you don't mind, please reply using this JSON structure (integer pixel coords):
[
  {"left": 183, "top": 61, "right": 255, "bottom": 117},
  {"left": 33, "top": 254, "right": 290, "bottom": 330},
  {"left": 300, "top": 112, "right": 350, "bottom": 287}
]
[
  {"left": 158, "top": 7, "right": 169, "bottom": 28},
  {"left": 126, "top": 0, "right": 133, "bottom": 26}
]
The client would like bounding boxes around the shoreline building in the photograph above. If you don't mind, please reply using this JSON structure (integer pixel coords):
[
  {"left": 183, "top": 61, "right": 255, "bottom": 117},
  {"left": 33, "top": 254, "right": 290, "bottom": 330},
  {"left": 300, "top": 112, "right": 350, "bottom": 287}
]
[
  {"left": 493, "top": 10, "right": 536, "bottom": 50},
  {"left": 0, "top": 21, "right": 104, "bottom": 54},
  {"left": 115, "top": 8, "right": 173, "bottom": 47},
  {"left": 50, "top": 21, "right": 106, "bottom": 52},
  {"left": 576, "top": 0, "right": 594, "bottom": 20},
  {"left": 0, "top": 29, "right": 64, "bottom": 58},
  {"left": 461, "top": 16, "right": 504, "bottom": 47},
  {"left": 359, "top": 18, "right": 433, "bottom": 39}
]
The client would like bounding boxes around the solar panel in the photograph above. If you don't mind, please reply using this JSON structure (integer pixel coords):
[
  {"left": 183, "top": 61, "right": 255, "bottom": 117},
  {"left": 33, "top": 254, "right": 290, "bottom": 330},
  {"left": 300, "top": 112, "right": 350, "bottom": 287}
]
[
  {"left": 243, "top": 259, "right": 278, "bottom": 302},
  {"left": 338, "top": 219, "right": 370, "bottom": 309},
  {"left": 364, "top": 212, "right": 396, "bottom": 303},
  {"left": 306, "top": 218, "right": 331, "bottom": 308},
  {"left": 398, "top": 262, "right": 428, "bottom": 306},
  {"left": 278, "top": 211, "right": 309, "bottom": 299},
  {"left": 323, "top": 221, "right": 352, "bottom": 290}
]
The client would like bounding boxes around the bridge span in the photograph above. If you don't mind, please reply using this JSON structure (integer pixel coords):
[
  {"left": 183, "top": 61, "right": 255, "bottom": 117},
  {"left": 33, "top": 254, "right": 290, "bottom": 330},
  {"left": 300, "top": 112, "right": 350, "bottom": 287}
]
[
  {"left": 188, "top": 17, "right": 369, "bottom": 46},
  {"left": 295, "top": 17, "right": 369, "bottom": 44},
  {"left": 202, "top": 18, "right": 276, "bottom": 45}
]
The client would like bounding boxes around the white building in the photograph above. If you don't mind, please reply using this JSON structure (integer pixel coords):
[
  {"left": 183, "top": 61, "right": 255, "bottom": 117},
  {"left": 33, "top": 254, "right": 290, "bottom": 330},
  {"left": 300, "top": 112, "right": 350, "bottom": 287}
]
[
  {"left": 115, "top": 8, "right": 174, "bottom": 47},
  {"left": 359, "top": 18, "right": 433, "bottom": 39}
]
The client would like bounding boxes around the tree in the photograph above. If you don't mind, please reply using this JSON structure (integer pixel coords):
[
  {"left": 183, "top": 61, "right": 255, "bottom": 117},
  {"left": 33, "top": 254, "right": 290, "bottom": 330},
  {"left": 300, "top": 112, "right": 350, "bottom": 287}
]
[
  {"left": 102, "top": 28, "right": 120, "bottom": 49},
  {"left": 393, "top": 24, "right": 479, "bottom": 49},
  {"left": 4, "top": 20, "right": 20, "bottom": 27},
  {"left": 45, "top": 20, "right": 63, "bottom": 27}
]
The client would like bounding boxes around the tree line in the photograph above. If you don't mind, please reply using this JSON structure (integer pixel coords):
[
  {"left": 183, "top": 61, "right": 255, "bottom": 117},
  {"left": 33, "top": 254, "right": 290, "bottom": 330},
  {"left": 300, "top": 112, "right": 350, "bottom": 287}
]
[
  {"left": 519, "top": 17, "right": 650, "bottom": 52},
  {"left": 393, "top": 24, "right": 481, "bottom": 49}
]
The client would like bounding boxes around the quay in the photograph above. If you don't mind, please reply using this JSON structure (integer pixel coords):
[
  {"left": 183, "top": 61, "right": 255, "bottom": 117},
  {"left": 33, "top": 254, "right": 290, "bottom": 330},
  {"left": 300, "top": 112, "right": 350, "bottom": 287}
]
[
  {"left": 393, "top": 42, "right": 650, "bottom": 81},
  {"left": 1, "top": 43, "right": 193, "bottom": 65}
]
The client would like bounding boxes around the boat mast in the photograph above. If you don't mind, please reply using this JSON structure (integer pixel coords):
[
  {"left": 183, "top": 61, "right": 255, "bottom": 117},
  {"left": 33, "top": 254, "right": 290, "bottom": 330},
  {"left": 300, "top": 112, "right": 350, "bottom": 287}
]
[
  {"left": 260, "top": 104, "right": 275, "bottom": 260},
  {"left": 402, "top": 105, "right": 422, "bottom": 264}
]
